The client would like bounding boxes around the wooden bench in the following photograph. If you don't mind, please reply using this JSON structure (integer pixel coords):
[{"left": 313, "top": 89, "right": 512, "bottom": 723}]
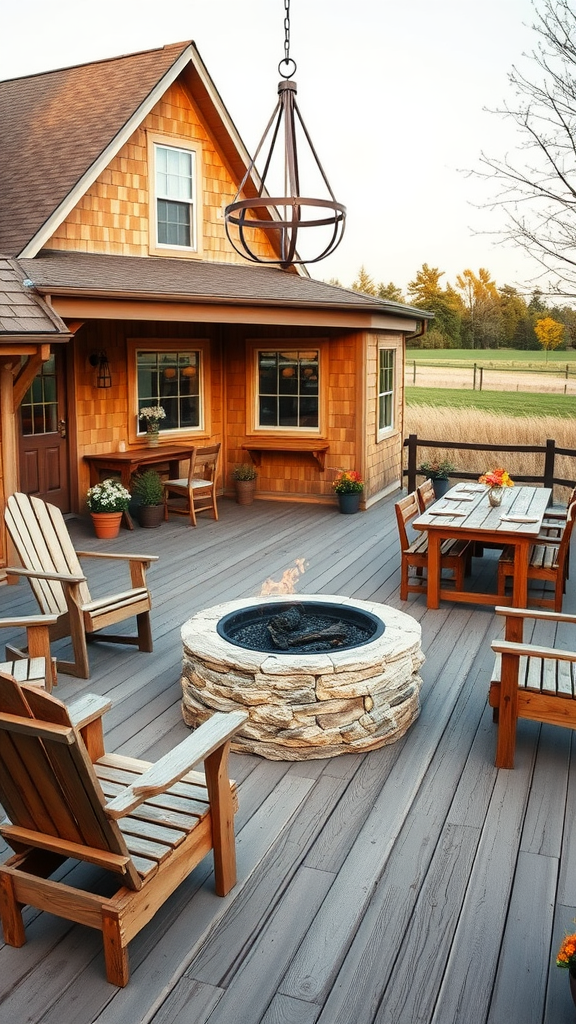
[
  {"left": 489, "top": 605, "right": 576, "bottom": 768},
  {"left": 242, "top": 438, "right": 330, "bottom": 470}
]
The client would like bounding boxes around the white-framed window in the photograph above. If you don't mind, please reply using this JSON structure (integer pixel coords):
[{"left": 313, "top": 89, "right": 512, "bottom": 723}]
[
  {"left": 149, "top": 138, "right": 201, "bottom": 254},
  {"left": 256, "top": 349, "right": 320, "bottom": 429},
  {"left": 136, "top": 348, "right": 203, "bottom": 437},
  {"left": 155, "top": 144, "right": 195, "bottom": 249},
  {"left": 378, "top": 348, "right": 395, "bottom": 434}
]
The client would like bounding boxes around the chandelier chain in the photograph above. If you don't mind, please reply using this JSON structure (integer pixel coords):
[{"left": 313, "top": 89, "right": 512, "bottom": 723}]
[{"left": 284, "top": 0, "right": 291, "bottom": 65}]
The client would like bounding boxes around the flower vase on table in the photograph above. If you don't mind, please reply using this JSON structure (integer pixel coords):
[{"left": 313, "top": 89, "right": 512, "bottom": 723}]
[
  {"left": 146, "top": 423, "right": 160, "bottom": 447},
  {"left": 139, "top": 405, "right": 166, "bottom": 448},
  {"left": 479, "top": 468, "right": 514, "bottom": 507}
]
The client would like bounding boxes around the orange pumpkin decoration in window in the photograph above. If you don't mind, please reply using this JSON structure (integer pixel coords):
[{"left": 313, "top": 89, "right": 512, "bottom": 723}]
[
  {"left": 281, "top": 367, "right": 295, "bottom": 378},
  {"left": 163, "top": 367, "right": 176, "bottom": 379},
  {"left": 181, "top": 365, "right": 197, "bottom": 377}
]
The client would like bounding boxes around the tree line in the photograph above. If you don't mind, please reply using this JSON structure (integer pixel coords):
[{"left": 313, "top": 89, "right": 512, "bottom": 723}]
[{"left": 329, "top": 263, "right": 576, "bottom": 351}]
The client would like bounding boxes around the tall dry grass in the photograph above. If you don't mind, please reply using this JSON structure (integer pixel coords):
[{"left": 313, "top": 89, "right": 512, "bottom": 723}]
[{"left": 406, "top": 405, "right": 576, "bottom": 500}]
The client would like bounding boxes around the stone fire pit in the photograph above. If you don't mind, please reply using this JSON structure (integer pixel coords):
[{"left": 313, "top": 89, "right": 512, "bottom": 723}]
[{"left": 181, "top": 595, "right": 424, "bottom": 760}]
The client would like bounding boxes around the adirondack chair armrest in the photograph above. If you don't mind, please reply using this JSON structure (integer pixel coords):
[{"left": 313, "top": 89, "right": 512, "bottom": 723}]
[
  {"left": 76, "top": 551, "right": 159, "bottom": 565},
  {"left": 5, "top": 565, "right": 87, "bottom": 585},
  {"left": 69, "top": 692, "right": 113, "bottom": 760},
  {"left": 0, "top": 614, "right": 59, "bottom": 629},
  {"left": 491, "top": 638, "right": 576, "bottom": 662},
  {"left": 104, "top": 710, "right": 248, "bottom": 819},
  {"left": 69, "top": 693, "right": 113, "bottom": 729},
  {"left": 495, "top": 606, "right": 576, "bottom": 625}
]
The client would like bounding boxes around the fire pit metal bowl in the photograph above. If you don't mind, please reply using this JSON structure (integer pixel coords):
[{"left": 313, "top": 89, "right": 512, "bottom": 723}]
[{"left": 181, "top": 595, "right": 424, "bottom": 761}]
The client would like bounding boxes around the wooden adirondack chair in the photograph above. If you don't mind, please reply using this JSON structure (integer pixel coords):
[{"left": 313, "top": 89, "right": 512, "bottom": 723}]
[
  {"left": 0, "top": 613, "right": 58, "bottom": 691},
  {"left": 489, "top": 606, "right": 576, "bottom": 768},
  {"left": 4, "top": 492, "right": 159, "bottom": 678},
  {"left": 0, "top": 673, "right": 247, "bottom": 986}
]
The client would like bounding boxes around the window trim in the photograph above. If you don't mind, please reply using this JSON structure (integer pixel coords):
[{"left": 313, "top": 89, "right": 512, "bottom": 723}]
[
  {"left": 376, "top": 345, "right": 396, "bottom": 440},
  {"left": 127, "top": 338, "right": 211, "bottom": 445},
  {"left": 246, "top": 340, "right": 328, "bottom": 436},
  {"left": 147, "top": 132, "right": 203, "bottom": 259}
]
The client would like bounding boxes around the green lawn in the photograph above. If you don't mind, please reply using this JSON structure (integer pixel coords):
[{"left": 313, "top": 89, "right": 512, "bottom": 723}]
[
  {"left": 406, "top": 386, "right": 576, "bottom": 417},
  {"left": 406, "top": 348, "right": 576, "bottom": 372}
]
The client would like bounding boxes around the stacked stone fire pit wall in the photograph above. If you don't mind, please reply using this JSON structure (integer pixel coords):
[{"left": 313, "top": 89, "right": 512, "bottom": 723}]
[{"left": 181, "top": 596, "right": 424, "bottom": 760}]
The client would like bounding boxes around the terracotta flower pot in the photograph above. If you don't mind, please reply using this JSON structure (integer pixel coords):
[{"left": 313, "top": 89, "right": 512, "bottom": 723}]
[{"left": 90, "top": 512, "right": 123, "bottom": 539}]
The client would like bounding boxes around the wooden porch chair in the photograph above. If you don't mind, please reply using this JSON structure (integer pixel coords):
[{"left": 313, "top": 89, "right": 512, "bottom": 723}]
[
  {"left": 497, "top": 500, "right": 576, "bottom": 612},
  {"left": 4, "top": 492, "right": 159, "bottom": 679},
  {"left": 0, "top": 613, "right": 58, "bottom": 691},
  {"left": 416, "top": 478, "right": 436, "bottom": 512},
  {"left": 394, "top": 491, "right": 471, "bottom": 601},
  {"left": 0, "top": 673, "right": 247, "bottom": 986},
  {"left": 164, "top": 443, "right": 221, "bottom": 527},
  {"left": 489, "top": 606, "right": 576, "bottom": 768},
  {"left": 540, "top": 485, "right": 576, "bottom": 539}
]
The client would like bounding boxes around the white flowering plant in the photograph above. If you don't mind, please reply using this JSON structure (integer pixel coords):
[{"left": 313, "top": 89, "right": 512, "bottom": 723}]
[
  {"left": 86, "top": 478, "right": 131, "bottom": 513},
  {"left": 139, "top": 405, "right": 166, "bottom": 424}
]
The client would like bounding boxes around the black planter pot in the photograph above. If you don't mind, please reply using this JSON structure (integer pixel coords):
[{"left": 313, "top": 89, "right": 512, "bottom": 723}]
[
  {"left": 431, "top": 478, "right": 451, "bottom": 499},
  {"left": 337, "top": 492, "right": 362, "bottom": 514},
  {"left": 138, "top": 504, "right": 164, "bottom": 528}
]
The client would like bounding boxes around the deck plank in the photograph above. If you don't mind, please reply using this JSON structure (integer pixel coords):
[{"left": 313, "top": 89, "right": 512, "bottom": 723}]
[{"left": 0, "top": 494, "right": 575, "bottom": 1024}]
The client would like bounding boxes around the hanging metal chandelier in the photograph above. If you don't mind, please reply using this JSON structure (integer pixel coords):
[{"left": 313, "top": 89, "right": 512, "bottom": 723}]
[{"left": 224, "top": 0, "right": 346, "bottom": 269}]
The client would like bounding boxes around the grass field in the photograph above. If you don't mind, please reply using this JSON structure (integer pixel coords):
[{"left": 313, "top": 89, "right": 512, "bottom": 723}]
[
  {"left": 406, "top": 387, "right": 576, "bottom": 418},
  {"left": 406, "top": 348, "right": 576, "bottom": 371}
]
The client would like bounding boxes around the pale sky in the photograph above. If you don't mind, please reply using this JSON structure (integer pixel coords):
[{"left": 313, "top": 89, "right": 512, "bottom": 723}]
[{"left": 1, "top": 0, "right": 544, "bottom": 295}]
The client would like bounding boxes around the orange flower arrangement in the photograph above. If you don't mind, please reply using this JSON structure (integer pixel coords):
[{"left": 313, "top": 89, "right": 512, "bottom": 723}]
[
  {"left": 557, "top": 929, "right": 576, "bottom": 971},
  {"left": 478, "top": 468, "right": 514, "bottom": 488}
]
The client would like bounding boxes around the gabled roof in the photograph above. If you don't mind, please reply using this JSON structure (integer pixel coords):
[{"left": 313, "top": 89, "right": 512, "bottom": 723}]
[
  {"left": 0, "top": 41, "right": 255, "bottom": 258},
  {"left": 0, "top": 256, "right": 69, "bottom": 338},
  {"left": 19, "top": 250, "right": 432, "bottom": 321}
]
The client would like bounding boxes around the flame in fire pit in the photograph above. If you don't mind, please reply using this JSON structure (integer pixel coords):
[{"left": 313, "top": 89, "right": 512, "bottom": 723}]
[{"left": 260, "top": 558, "right": 307, "bottom": 596}]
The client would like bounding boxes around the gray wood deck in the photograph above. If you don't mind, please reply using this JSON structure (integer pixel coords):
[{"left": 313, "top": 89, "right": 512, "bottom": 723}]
[{"left": 1, "top": 493, "right": 575, "bottom": 1024}]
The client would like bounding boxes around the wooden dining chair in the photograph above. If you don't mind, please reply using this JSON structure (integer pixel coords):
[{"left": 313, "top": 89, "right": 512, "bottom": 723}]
[
  {"left": 416, "top": 478, "right": 436, "bottom": 512},
  {"left": 497, "top": 500, "right": 576, "bottom": 612},
  {"left": 4, "top": 492, "right": 158, "bottom": 679},
  {"left": 489, "top": 606, "right": 576, "bottom": 768},
  {"left": 0, "top": 673, "right": 247, "bottom": 986},
  {"left": 394, "top": 491, "right": 471, "bottom": 601},
  {"left": 540, "top": 485, "right": 576, "bottom": 539},
  {"left": 164, "top": 443, "right": 221, "bottom": 526}
]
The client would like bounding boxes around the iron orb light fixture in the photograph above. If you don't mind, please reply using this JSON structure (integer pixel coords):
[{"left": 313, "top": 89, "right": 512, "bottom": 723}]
[{"left": 224, "top": 1, "right": 346, "bottom": 268}]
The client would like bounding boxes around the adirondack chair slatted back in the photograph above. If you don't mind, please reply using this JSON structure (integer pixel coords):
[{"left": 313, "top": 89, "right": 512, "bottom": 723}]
[
  {"left": 0, "top": 674, "right": 140, "bottom": 888},
  {"left": 5, "top": 493, "right": 91, "bottom": 614}
]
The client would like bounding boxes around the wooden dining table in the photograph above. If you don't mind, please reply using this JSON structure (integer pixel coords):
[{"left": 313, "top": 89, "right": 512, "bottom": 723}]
[{"left": 413, "top": 483, "right": 552, "bottom": 609}]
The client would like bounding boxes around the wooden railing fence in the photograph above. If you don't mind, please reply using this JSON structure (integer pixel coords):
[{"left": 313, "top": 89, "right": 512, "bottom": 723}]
[{"left": 403, "top": 434, "right": 576, "bottom": 499}]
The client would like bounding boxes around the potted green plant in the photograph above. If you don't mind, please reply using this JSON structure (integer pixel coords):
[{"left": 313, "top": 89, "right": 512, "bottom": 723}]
[
  {"left": 86, "top": 478, "right": 131, "bottom": 538},
  {"left": 419, "top": 458, "right": 456, "bottom": 499},
  {"left": 333, "top": 469, "right": 364, "bottom": 514},
  {"left": 131, "top": 469, "right": 165, "bottom": 527},
  {"left": 232, "top": 463, "right": 258, "bottom": 505}
]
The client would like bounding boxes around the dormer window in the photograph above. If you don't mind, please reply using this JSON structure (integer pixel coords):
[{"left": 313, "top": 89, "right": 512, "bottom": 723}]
[{"left": 148, "top": 134, "right": 203, "bottom": 257}]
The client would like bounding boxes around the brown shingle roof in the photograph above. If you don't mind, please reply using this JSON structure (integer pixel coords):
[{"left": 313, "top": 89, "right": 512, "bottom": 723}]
[
  {"left": 0, "top": 42, "right": 191, "bottom": 256},
  {"left": 19, "top": 250, "right": 430, "bottom": 320},
  {"left": 0, "top": 256, "right": 69, "bottom": 336}
]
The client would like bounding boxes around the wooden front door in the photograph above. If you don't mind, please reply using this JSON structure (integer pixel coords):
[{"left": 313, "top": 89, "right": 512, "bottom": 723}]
[{"left": 19, "top": 351, "right": 70, "bottom": 510}]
